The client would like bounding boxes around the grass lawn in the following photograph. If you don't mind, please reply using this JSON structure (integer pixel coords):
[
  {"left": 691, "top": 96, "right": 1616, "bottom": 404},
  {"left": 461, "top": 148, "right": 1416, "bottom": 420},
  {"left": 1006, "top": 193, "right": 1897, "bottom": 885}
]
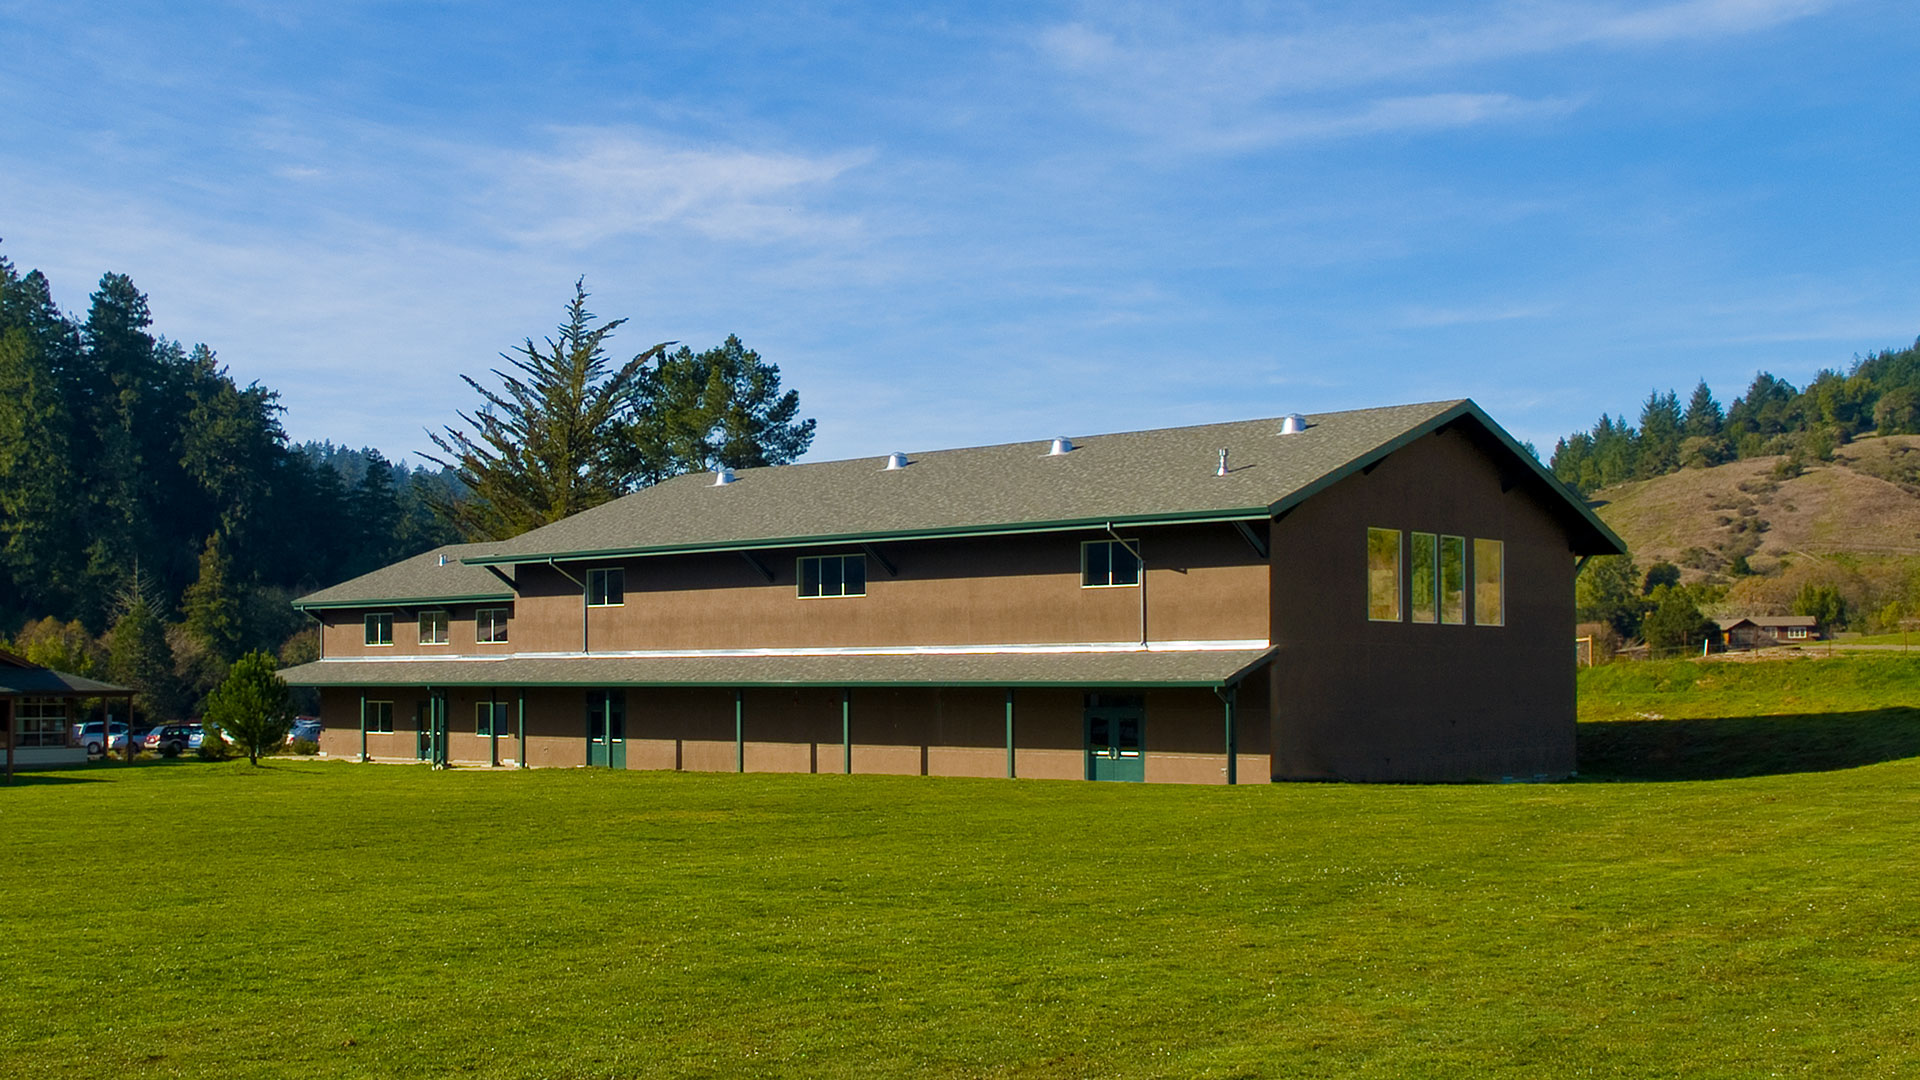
[{"left": 4, "top": 660, "right": 1919, "bottom": 1078}]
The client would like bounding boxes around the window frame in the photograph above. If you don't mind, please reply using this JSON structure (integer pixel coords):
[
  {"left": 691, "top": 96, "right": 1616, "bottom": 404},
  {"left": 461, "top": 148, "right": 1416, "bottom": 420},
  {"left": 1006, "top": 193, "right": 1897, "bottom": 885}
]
[
  {"left": 475, "top": 607, "right": 510, "bottom": 644},
  {"left": 476, "top": 700, "right": 510, "bottom": 737},
  {"left": 418, "top": 609, "right": 449, "bottom": 646},
  {"left": 364, "top": 612, "right": 394, "bottom": 647},
  {"left": 1366, "top": 528, "right": 1402, "bottom": 622},
  {"left": 1472, "top": 538, "right": 1505, "bottom": 627},
  {"left": 1409, "top": 531, "right": 1438, "bottom": 623},
  {"left": 366, "top": 700, "right": 395, "bottom": 734},
  {"left": 1440, "top": 534, "right": 1467, "bottom": 626},
  {"left": 587, "top": 567, "right": 625, "bottom": 608},
  {"left": 15, "top": 697, "right": 69, "bottom": 747},
  {"left": 796, "top": 554, "right": 867, "bottom": 599},
  {"left": 1080, "top": 539, "right": 1142, "bottom": 589}
]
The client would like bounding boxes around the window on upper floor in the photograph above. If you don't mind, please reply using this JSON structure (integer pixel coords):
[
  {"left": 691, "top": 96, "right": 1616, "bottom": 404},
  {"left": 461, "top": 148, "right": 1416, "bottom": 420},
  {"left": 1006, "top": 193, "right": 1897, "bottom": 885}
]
[
  {"left": 419, "top": 610, "right": 449, "bottom": 646},
  {"left": 588, "top": 567, "right": 625, "bottom": 607},
  {"left": 1440, "top": 535, "right": 1466, "bottom": 625},
  {"left": 365, "top": 613, "right": 394, "bottom": 646},
  {"left": 1473, "top": 539, "right": 1504, "bottom": 627},
  {"left": 1082, "top": 539, "right": 1141, "bottom": 588},
  {"left": 799, "top": 554, "right": 866, "bottom": 598},
  {"left": 476, "top": 608, "right": 509, "bottom": 644},
  {"left": 1367, "top": 528, "right": 1401, "bottom": 621}
]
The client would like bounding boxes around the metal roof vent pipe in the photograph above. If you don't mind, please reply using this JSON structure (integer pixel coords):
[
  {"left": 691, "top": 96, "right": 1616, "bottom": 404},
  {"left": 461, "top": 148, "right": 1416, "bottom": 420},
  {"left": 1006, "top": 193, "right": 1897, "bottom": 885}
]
[
  {"left": 1048, "top": 436, "right": 1074, "bottom": 456},
  {"left": 712, "top": 466, "right": 737, "bottom": 486},
  {"left": 1217, "top": 448, "right": 1229, "bottom": 476},
  {"left": 884, "top": 451, "right": 910, "bottom": 470},
  {"left": 438, "top": 554, "right": 450, "bottom": 566},
  {"left": 1278, "top": 413, "right": 1308, "bottom": 435}
]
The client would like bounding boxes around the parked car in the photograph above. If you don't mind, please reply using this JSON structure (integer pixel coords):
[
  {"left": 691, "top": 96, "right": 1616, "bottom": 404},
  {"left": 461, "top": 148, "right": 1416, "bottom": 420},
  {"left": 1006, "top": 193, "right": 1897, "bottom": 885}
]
[
  {"left": 286, "top": 717, "right": 322, "bottom": 744},
  {"left": 147, "top": 723, "right": 206, "bottom": 758},
  {"left": 75, "top": 721, "right": 130, "bottom": 756}
]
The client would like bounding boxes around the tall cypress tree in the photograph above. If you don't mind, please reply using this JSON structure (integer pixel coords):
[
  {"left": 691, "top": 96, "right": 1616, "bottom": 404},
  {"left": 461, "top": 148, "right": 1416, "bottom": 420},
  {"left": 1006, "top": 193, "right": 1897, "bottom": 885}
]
[
  {"left": 181, "top": 535, "right": 245, "bottom": 666},
  {"left": 108, "top": 586, "right": 182, "bottom": 723}
]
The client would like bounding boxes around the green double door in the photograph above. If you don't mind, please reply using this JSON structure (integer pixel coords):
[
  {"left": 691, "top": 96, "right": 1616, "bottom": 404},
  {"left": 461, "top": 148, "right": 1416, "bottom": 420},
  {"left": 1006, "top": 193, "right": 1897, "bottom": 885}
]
[
  {"left": 586, "top": 690, "right": 626, "bottom": 769},
  {"left": 1085, "top": 694, "right": 1145, "bottom": 782}
]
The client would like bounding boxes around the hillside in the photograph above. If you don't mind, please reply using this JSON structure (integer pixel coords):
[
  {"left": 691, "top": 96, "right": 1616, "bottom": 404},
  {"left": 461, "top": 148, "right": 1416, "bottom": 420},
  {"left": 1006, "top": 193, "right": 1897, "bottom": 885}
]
[{"left": 1589, "top": 434, "right": 1920, "bottom": 577}]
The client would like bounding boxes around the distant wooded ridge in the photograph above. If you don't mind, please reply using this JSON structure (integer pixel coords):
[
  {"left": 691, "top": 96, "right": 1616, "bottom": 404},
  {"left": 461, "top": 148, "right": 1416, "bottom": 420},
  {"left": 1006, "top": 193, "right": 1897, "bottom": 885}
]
[{"left": 1550, "top": 337, "right": 1920, "bottom": 497}]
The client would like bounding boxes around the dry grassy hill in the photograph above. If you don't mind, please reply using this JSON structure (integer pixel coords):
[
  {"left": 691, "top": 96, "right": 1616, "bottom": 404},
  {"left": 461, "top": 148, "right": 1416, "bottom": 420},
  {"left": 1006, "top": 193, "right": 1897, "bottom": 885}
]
[{"left": 1589, "top": 434, "right": 1920, "bottom": 578}]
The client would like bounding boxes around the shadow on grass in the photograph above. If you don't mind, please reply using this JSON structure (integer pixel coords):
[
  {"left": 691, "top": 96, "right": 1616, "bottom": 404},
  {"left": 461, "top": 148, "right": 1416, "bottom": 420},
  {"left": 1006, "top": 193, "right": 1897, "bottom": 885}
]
[
  {"left": 2, "top": 771, "right": 105, "bottom": 786},
  {"left": 1578, "top": 707, "right": 1920, "bottom": 781}
]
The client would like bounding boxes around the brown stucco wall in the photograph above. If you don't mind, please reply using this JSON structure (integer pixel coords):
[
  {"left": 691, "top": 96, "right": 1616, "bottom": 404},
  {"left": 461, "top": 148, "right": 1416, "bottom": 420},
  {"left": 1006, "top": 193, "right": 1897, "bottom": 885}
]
[
  {"left": 312, "top": 682, "right": 1262, "bottom": 784},
  {"left": 319, "top": 602, "right": 517, "bottom": 659},
  {"left": 322, "top": 523, "right": 1266, "bottom": 657},
  {"left": 1268, "top": 424, "right": 1578, "bottom": 782}
]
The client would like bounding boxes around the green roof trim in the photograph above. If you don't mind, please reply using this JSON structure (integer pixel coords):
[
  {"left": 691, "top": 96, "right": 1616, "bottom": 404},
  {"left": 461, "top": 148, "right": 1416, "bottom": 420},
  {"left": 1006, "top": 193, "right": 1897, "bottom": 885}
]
[{"left": 293, "top": 592, "right": 515, "bottom": 612}]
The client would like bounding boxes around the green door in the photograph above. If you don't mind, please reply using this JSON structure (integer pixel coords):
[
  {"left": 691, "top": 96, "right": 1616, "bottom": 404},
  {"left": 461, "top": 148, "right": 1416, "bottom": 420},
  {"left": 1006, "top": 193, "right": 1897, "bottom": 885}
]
[
  {"left": 415, "top": 701, "right": 433, "bottom": 762},
  {"left": 1085, "top": 694, "right": 1145, "bottom": 782},
  {"left": 587, "top": 691, "right": 626, "bottom": 769}
]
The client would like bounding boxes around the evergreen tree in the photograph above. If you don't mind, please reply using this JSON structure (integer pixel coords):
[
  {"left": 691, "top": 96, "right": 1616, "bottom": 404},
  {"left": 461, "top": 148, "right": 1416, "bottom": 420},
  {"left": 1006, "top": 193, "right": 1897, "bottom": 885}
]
[
  {"left": 107, "top": 587, "right": 182, "bottom": 723},
  {"left": 1641, "top": 585, "right": 1711, "bottom": 657},
  {"left": 1637, "top": 390, "right": 1682, "bottom": 477},
  {"left": 617, "top": 334, "right": 817, "bottom": 484},
  {"left": 201, "top": 650, "right": 293, "bottom": 765},
  {"left": 1792, "top": 582, "right": 1847, "bottom": 629},
  {"left": 181, "top": 535, "right": 245, "bottom": 666},
  {"left": 1682, "top": 380, "right": 1723, "bottom": 437},
  {"left": 1576, "top": 555, "right": 1648, "bottom": 641},
  {"left": 426, "top": 280, "right": 674, "bottom": 539}
]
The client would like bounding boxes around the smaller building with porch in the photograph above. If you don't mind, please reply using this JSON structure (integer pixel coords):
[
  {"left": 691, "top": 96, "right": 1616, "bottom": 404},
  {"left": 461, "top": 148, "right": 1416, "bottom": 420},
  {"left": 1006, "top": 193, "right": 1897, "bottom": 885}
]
[
  {"left": 2, "top": 649, "right": 136, "bottom": 780},
  {"left": 1716, "top": 615, "right": 1822, "bottom": 650}
]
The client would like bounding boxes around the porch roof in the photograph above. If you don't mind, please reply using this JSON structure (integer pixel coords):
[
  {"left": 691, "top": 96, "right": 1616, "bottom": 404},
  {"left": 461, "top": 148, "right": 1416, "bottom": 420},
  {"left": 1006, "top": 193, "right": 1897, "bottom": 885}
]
[
  {"left": 277, "top": 646, "right": 1277, "bottom": 691},
  {"left": 0, "top": 651, "right": 133, "bottom": 697}
]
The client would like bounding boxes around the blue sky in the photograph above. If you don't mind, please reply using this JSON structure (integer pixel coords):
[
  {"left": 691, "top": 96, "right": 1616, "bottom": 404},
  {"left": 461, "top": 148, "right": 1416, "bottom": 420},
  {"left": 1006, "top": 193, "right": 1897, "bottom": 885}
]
[{"left": 3, "top": 1, "right": 1916, "bottom": 464}]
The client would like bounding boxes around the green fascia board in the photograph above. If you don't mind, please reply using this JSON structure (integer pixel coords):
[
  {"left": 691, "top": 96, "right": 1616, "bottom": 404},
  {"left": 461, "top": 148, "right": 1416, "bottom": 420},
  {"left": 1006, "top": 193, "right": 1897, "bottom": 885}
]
[
  {"left": 292, "top": 676, "right": 1238, "bottom": 690},
  {"left": 458, "top": 508, "right": 1275, "bottom": 567},
  {"left": 1264, "top": 400, "right": 1628, "bottom": 557},
  {"left": 293, "top": 593, "right": 515, "bottom": 612}
]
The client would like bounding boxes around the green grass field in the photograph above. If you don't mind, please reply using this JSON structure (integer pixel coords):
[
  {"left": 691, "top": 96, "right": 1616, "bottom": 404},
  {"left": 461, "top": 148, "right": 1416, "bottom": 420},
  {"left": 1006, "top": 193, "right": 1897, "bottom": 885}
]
[{"left": 6, "top": 656, "right": 1920, "bottom": 1078}]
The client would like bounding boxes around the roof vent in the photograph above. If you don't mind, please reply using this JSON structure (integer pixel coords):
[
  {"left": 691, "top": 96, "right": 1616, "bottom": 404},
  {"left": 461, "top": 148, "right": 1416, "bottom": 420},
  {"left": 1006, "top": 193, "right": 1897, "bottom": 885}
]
[
  {"left": 884, "top": 451, "right": 910, "bottom": 470},
  {"left": 712, "top": 466, "right": 737, "bottom": 486},
  {"left": 1048, "top": 436, "right": 1074, "bottom": 456},
  {"left": 437, "top": 553, "right": 450, "bottom": 566},
  {"left": 1217, "top": 448, "right": 1229, "bottom": 477},
  {"left": 1278, "top": 413, "right": 1308, "bottom": 435}
]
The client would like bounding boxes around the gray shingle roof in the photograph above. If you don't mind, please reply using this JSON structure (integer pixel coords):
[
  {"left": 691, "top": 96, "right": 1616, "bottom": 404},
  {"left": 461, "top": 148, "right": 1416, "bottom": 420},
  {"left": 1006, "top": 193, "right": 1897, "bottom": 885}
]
[
  {"left": 0, "top": 652, "right": 132, "bottom": 696},
  {"left": 468, "top": 399, "right": 1620, "bottom": 565},
  {"left": 278, "top": 647, "right": 1276, "bottom": 689},
  {"left": 294, "top": 542, "right": 513, "bottom": 609}
]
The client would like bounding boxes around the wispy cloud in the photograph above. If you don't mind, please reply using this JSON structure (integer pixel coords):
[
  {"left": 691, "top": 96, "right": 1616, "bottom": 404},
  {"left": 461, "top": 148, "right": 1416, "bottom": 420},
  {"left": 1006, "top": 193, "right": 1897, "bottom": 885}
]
[
  {"left": 488, "top": 128, "right": 871, "bottom": 248},
  {"left": 1036, "top": 0, "right": 1842, "bottom": 149}
]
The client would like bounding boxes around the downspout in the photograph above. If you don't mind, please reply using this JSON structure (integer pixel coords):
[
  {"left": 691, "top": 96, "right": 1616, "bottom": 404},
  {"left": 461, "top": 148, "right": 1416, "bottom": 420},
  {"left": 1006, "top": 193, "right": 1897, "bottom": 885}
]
[
  {"left": 1105, "top": 522, "right": 1146, "bottom": 648},
  {"left": 548, "top": 559, "right": 589, "bottom": 653}
]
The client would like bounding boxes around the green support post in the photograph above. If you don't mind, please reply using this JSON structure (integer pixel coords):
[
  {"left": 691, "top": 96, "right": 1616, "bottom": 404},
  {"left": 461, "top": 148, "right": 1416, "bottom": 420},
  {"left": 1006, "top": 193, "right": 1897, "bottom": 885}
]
[
  {"left": 734, "top": 690, "right": 744, "bottom": 773},
  {"left": 1223, "top": 685, "right": 1237, "bottom": 786},
  {"left": 517, "top": 690, "right": 527, "bottom": 768},
  {"left": 358, "top": 694, "right": 368, "bottom": 762},
  {"left": 841, "top": 688, "right": 851, "bottom": 775},
  {"left": 1005, "top": 688, "right": 1015, "bottom": 779}
]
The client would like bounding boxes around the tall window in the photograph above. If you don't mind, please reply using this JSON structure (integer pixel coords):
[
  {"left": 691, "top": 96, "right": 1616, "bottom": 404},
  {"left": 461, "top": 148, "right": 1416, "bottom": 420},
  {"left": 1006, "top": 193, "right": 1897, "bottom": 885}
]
[
  {"left": 476, "top": 608, "right": 509, "bottom": 643},
  {"left": 798, "top": 554, "right": 866, "bottom": 598},
  {"left": 1409, "top": 532, "right": 1438, "bottom": 623},
  {"left": 365, "top": 700, "right": 395, "bottom": 734},
  {"left": 365, "top": 613, "right": 394, "bottom": 646},
  {"left": 476, "top": 701, "right": 510, "bottom": 736},
  {"left": 1473, "top": 539, "right": 1504, "bottom": 626},
  {"left": 1366, "top": 528, "right": 1401, "bottom": 621},
  {"left": 419, "top": 610, "right": 449, "bottom": 645},
  {"left": 1081, "top": 539, "right": 1141, "bottom": 588},
  {"left": 587, "top": 567, "right": 625, "bottom": 607},
  {"left": 15, "top": 698, "right": 68, "bottom": 747},
  {"left": 1440, "top": 535, "right": 1466, "bottom": 625}
]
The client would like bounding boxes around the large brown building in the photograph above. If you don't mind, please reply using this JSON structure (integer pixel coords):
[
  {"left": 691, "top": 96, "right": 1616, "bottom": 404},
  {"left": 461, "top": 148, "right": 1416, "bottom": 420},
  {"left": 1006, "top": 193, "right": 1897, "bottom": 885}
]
[{"left": 281, "top": 400, "right": 1623, "bottom": 783}]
